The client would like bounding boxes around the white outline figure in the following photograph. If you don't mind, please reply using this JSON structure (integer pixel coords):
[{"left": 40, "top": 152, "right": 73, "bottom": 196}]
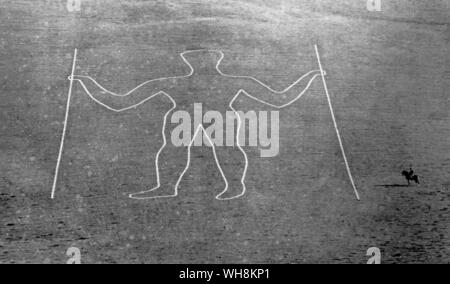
[{"left": 52, "top": 47, "right": 361, "bottom": 201}]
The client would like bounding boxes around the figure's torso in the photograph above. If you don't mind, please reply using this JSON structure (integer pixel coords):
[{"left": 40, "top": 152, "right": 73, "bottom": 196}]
[{"left": 168, "top": 74, "right": 240, "bottom": 112}]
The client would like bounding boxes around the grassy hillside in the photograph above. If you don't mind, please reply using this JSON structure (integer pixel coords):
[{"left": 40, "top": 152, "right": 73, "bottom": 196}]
[{"left": 0, "top": 0, "right": 448, "bottom": 263}]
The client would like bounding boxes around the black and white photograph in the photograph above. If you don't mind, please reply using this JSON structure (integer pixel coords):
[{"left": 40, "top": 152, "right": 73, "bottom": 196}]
[{"left": 0, "top": 0, "right": 448, "bottom": 267}]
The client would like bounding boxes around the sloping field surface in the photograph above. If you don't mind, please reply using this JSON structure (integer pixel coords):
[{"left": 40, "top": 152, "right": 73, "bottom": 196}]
[{"left": 0, "top": 0, "right": 448, "bottom": 263}]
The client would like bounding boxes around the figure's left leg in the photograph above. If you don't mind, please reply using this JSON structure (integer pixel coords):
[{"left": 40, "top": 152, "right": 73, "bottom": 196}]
[{"left": 213, "top": 146, "right": 248, "bottom": 200}]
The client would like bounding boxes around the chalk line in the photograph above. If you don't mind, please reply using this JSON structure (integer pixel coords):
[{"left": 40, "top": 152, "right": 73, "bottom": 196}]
[
  {"left": 71, "top": 50, "right": 322, "bottom": 112},
  {"left": 66, "top": 49, "right": 324, "bottom": 201},
  {"left": 51, "top": 48, "right": 78, "bottom": 199},
  {"left": 130, "top": 124, "right": 246, "bottom": 200},
  {"left": 314, "top": 45, "right": 361, "bottom": 201}
]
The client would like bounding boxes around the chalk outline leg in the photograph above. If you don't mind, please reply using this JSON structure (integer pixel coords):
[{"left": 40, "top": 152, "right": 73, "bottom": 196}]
[
  {"left": 128, "top": 106, "right": 178, "bottom": 200},
  {"left": 130, "top": 123, "right": 247, "bottom": 201}
]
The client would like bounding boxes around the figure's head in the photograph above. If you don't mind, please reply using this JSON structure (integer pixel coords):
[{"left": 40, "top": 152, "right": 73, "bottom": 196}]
[{"left": 181, "top": 50, "right": 223, "bottom": 74}]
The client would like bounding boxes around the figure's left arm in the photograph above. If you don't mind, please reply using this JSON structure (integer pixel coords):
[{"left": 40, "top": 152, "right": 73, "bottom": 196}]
[
  {"left": 238, "top": 70, "right": 323, "bottom": 108},
  {"left": 71, "top": 75, "right": 175, "bottom": 112}
]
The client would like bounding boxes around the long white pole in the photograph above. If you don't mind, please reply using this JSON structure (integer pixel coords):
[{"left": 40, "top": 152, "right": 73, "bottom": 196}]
[
  {"left": 51, "top": 49, "right": 78, "bottom": 199},
  {"left": 314, "top": 45, "right": 361, "bottom": 201}
]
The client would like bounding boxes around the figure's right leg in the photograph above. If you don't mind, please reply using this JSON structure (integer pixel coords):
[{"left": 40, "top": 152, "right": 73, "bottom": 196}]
[{"left": 129, "top": 142, "right": 188, "bottom": 200}]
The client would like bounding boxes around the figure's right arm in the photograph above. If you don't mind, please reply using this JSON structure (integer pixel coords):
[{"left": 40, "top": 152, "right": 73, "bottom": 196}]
[
  {"left": 71, "top": 75, "right": 173, "bottom": 112},
  {"left": 235, "top": 70, "right": 322, "bottom": 109}
]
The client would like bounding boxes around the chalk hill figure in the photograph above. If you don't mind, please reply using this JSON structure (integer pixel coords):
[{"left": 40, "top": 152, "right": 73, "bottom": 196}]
[{"left": 70, "top": 50, "right": 322, "bottom": 200}]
